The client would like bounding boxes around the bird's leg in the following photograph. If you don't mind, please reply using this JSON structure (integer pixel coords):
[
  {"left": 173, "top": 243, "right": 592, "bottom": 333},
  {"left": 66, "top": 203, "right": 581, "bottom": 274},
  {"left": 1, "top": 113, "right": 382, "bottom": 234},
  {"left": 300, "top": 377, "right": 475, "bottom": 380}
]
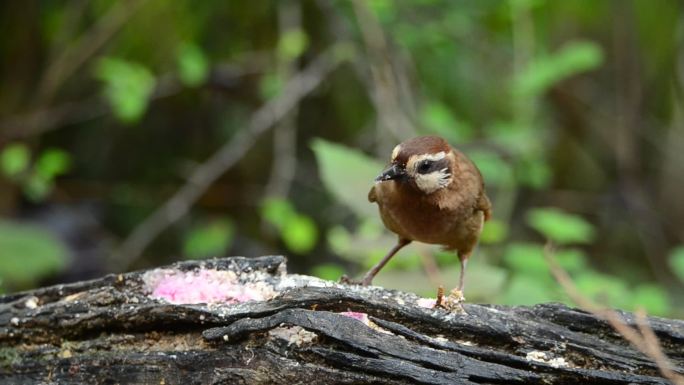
[
  {"left": 359, "top": 238, "right": 411, "bottom": 286},
  {"left": 434, "top": 253, "right": 469, "bottom": 312},
  {"left": 447, "top": 253, "right": 469, "bottom": 304},
  {"left": 457, "top": 256, "right": 468, "bottom": 293}
]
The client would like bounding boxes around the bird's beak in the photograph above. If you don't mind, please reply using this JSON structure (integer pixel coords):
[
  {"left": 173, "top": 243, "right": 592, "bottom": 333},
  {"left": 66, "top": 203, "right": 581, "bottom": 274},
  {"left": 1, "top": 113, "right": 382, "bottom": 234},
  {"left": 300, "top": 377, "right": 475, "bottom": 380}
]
[{"left": 375, "top": 164, "right": 406, "bottom": 182}]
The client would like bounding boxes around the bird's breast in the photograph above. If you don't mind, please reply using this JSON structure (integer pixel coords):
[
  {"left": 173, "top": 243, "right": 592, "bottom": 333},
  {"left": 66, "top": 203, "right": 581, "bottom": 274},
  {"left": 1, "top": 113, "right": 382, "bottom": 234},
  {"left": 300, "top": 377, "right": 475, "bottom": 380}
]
[{"left": 374, "top": 182, "right": 476, "bottom": 247}]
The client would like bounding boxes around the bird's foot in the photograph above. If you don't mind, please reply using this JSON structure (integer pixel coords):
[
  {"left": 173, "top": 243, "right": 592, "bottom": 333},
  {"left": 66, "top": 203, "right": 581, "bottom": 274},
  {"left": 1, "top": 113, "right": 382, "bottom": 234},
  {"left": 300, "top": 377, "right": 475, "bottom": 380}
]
[
  {"left": 339, "top": 274, "right": 370, "bottom": 286},
  {"left": 434, "top": 286, "right": 466, "bottom": 312},
  {"left": 448, "top": 288, "right": 465, "bottom": 303},
  {"left": 338, "top": 274, "right": 356, "bottom": 284}
]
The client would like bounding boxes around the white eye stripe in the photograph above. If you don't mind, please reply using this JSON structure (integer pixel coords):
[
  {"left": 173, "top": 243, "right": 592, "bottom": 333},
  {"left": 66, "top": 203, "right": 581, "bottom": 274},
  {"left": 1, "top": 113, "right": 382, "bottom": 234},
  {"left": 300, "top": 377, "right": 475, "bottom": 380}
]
[
  {"left": 408, "top": 152, "right": 448, "bottom": 173},
  {"left": 420, "top": 152, "right": 446, "bottom": 162},
  {"left": 391, "top": 145, "right": 402, "bottom": 161}
]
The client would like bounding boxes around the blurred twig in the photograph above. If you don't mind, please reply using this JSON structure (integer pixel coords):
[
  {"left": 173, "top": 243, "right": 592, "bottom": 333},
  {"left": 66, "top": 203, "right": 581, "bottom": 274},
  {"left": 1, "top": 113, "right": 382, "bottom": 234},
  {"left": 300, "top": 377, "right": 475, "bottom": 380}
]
[
  {"left": 0, "top": 64, "right": 259, "bottom": 140},
  {"left": 548, "top": 86, "right": 676, "bottom": 287},
  {"left": 263, "top": 1, "right": 301, "bottom": 200},
  {"left": 37, "top": 0, "right": 149, "bottom": 103},
  {"left": 350, "top": 0, "right": 416, "bottom": 151},
  {"left": 510, "top": 0, "right": 536, "bottom": 128},
  {"left": 0, "top": 0, "right": 147, "bottom": 141},
  {"left": 110, "top": 49, "right": 343, "bottom": 271},
  {"left": 45, "top": 0, "right": 90, "bottom": 64},
  {"left": 544, "top": 243, "right": 684, "bottom": 385}
]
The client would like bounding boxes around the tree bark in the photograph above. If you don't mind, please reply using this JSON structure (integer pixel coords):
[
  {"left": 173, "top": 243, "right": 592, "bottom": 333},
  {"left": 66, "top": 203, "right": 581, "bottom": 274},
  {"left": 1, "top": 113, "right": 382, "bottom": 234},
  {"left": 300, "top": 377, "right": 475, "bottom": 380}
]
[{"left": 1, "top": 256, "right": 682, "bottom": 384}]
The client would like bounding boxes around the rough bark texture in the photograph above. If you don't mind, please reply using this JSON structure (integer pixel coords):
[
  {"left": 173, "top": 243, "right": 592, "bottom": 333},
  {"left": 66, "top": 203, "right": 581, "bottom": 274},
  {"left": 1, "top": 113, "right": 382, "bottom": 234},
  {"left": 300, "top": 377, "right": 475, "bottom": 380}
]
[{"left": 1, "top": 256, "right": 682, "bottom": 384}]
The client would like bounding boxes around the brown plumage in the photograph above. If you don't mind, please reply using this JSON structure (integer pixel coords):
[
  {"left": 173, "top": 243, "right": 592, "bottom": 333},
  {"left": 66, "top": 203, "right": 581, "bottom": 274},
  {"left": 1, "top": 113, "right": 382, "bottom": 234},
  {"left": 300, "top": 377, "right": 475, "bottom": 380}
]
[{"left": 357, "top": 136, "right": 491, "bottom": 300}]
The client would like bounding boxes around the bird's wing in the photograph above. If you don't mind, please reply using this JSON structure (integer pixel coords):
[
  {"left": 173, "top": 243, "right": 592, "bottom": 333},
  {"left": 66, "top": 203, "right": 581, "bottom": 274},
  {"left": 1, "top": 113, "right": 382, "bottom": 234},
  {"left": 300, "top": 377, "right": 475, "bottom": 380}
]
[
  {"left": 368, "top": 185, "right": 377, "bottom": 203},
  {"left": 478, "top": 193, "right": 492, "bottom": 221}
]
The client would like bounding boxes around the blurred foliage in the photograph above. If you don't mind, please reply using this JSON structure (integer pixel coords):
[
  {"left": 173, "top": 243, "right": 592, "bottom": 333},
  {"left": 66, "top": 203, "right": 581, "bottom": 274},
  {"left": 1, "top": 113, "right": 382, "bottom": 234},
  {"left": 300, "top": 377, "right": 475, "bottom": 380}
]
[
  {"left": 0, "top": 0, "right": 682, "bottom": 318},
  {"left": 310, "top": 139, "right": 384, "bottom": 218},
  {"left": 95, "top": 57, "right": 156, "bottom": 123},
  {"left": 262, "top": 198, "right": 318, "bottom": 254},
  {"left": 0, "top": 143, "right": 30, "bottom": 179},
  {"left": 176, "top": 43, "right": 209, "bottom": 87},
  {"left": 314, "top": 141, "right": 673, "bottom": 315},
  {"left": 420, "top": 101, "right": 473, "bottom": 142},
  {"left": 669, "top": 247, "right": 684, "bottom": 284},
  {"left": 277, "top": 29, "right": 309, "bottom": 62},
  {"left": 1, "top": 144, "right": 71, "bottom": 201},
  {"left": 526, "top": 208, "right": 595, "bottom": 245},
  {"left": 513, "top": 41, "right": 604, "bottom": 97},
  {"left": 183, "top": 218, "right": 234, "bottom": 259},
  {"left": 310, "top": 263, "right": 346, "bottom": 282},
  {"left": 0, "top": 220, "right": 69, "bottom": 291}
]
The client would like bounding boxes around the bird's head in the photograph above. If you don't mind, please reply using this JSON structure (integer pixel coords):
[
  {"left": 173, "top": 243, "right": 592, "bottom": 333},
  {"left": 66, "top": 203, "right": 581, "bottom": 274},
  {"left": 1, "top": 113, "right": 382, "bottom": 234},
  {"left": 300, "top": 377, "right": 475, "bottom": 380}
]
[{"left": 375, "top": 136, "right": 454, "bottom": 194}]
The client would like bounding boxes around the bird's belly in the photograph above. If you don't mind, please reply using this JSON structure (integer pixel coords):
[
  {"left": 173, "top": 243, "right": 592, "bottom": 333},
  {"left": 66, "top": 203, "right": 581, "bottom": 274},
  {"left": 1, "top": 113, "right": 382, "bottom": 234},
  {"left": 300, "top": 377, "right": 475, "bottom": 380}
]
[{"left": 379, "top": 201, "right": 468, "bottom": 246}]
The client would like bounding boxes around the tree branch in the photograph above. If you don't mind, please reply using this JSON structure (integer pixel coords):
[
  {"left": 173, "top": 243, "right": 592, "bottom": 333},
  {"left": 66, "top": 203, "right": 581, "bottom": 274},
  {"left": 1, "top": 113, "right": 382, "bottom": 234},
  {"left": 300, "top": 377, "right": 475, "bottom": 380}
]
[{"left": 2, "top": 255, "right": 683, "bottom": 384}]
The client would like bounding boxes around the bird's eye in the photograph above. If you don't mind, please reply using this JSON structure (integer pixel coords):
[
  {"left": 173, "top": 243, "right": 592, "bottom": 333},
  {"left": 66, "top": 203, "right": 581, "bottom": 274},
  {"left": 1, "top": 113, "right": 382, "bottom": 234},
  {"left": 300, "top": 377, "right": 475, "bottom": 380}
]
[{"left": 417, "top": 161, "right": 432, "bottom": 174}]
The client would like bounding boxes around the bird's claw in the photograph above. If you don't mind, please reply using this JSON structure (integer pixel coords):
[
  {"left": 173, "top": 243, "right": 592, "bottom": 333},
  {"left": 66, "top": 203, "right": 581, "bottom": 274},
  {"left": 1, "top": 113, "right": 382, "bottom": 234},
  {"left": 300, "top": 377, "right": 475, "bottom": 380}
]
[
  {"left": 434, "top": 286, "right": 466, "bottom": 312},
  {"left": 339, "top": 274, "right": 368, "bottom": 286},
  {"left": 448, "top": 289, "right": 465, "bottom": 303},
  {"left": 339, "top": 274, "right": 355, "bottom": 284}
]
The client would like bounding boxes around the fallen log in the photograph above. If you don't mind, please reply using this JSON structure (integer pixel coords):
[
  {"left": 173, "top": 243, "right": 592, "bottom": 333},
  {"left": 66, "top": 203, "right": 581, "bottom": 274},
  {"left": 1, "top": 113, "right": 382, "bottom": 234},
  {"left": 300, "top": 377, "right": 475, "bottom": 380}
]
[{"left": 1, "top": 256, "right": 682, "bottom": 384}]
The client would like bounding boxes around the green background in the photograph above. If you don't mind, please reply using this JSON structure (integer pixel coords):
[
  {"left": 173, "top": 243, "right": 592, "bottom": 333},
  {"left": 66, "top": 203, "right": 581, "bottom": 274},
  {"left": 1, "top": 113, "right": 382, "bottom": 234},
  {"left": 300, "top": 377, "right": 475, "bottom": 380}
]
[{"left": 0, "top": 0, "right": 683, "bottom": 318}]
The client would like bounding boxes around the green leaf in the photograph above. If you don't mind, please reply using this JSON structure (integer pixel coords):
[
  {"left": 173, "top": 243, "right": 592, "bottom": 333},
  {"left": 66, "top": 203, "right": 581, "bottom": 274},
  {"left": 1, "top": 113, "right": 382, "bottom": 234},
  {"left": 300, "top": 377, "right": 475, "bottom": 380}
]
[
  {"left": 1, "top": 143, "right": 30, "bottom": 179},
  {"left": 554, "top": 248, "right": 588, "bottom": 274},
  {"left": 515, "top": 157, "right": 552, "bottom": 189},
  {"left": 95, "top": 57, "right": 156, "bottom": 123},
  {"left": 310, "top": 139, "right": 385, "bottom": 217},
  {"left": 467, "top": 150, "right": 514, "bottom": 187},
  {"left": 668, "top": 246, "right": 684, "bottom": 283},
  {"left": 0, "top": 220, "right": 68, "bottom": 289},
  {"left": 183, "top": 219, "right": 234, "bottom": 259},
  {"left": 262, "top": 198, "right": 318, "bottom": 253},
  {"left": 277, "top": 29, "right": 309, "bottom": 61},
  {"left": 575, "top": 272, "right": 630, "bottom": 309},
  {"left": 261, "top": 198, "right": 296, "bottom": 229},
  {"left": 480, "top": 219, "right": 508, "bottom": 244},
  {"left": 501, "top": 275, "right": 557, "bottom": 305},
  {"left": 177, "top": 43, "right": 209, "bottom": 87},
  {"left": 419, "top": 101, "right": 473, "bottom": 142},
  {"left": 526, "top": 207, "right": 595, "bottom": 245},
  {"left": 502, "top": 242, "right": 548, "bottom": 278},
  {"left": 632, "top": 284, "right": 670, "bottom": 316},
  {"left": 282, "top": 214, "right": 318, "bottom": 253},
  {"left": 514, "top": 41, "right": 604, "bottom": 97},
  {"left": 484, "top": 121, "right": 540, "bottom": 154},
  {"left": 311, "top": 263, "right": 346, "bottom": 281},
  {"left": 327, "top": 226, "right": 352, "bottom": 255},
  {"left": 35, "top": 148, "right": 71, "bottom": 179}
]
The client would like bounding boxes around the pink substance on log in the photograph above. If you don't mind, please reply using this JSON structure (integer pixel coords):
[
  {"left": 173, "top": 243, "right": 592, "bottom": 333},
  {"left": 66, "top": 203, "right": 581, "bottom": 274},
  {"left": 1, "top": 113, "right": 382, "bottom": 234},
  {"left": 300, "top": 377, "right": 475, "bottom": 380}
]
[
  {"left": 417, "top": 298, "right": 437, "bottom": 308},
  {"left": 144, "top": 268, "right": 275, "bottom": 305},
  {"left": 340, "top": 311, "right": 370, "bottom": 325}
]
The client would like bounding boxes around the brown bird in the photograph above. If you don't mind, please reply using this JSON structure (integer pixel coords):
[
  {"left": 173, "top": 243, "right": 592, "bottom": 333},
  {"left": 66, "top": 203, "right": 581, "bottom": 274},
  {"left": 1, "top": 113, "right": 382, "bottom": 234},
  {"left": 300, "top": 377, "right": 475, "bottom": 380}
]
[{"left": 355, "top": 136, "right": 491, "bottom": 301}]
